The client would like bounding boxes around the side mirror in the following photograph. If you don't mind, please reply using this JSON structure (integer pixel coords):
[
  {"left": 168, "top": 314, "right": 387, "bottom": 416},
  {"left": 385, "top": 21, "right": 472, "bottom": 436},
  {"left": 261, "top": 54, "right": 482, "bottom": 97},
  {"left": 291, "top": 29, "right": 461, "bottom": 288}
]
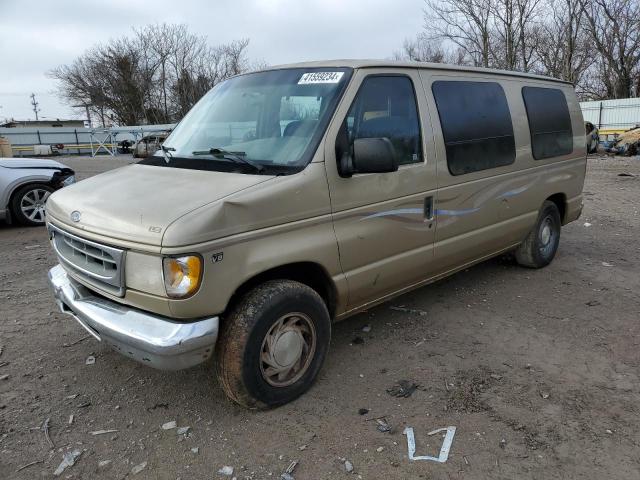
[{"left": 351, "top": 137, "right": 398, "bottom": 174}]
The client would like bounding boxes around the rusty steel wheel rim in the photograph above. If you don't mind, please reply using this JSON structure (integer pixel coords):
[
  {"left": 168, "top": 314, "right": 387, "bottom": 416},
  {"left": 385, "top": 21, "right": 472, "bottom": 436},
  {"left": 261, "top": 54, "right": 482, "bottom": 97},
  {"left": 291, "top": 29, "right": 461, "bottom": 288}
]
[{"left": 259, "top": 312, "right": 316, "bottom": 387}]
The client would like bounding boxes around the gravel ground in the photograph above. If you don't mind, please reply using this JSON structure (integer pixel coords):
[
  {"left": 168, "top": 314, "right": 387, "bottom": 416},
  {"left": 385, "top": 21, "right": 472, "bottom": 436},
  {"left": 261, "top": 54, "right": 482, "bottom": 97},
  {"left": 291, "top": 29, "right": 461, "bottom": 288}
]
[{"left": 1, "top": 154, "right": 639, "bottom": 479}]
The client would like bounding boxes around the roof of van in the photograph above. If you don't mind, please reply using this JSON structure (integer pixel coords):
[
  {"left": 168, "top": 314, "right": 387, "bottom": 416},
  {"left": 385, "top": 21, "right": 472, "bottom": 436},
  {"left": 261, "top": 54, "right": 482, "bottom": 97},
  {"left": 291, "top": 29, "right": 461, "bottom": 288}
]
[{"left": 263, "top": 59, "right": 572, "bottom": 85}]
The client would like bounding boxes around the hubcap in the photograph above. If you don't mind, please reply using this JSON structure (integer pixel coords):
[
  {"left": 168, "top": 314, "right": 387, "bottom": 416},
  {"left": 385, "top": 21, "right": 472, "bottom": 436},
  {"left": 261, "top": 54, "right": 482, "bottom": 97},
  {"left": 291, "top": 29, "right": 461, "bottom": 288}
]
[
  {"left": 20, "top": 188, "right": 50, "bottom": 224},
  {"left": 538, "top": 215, "right": 557, "bottom": 257},
  {"left": 260, "top": 312, "right": 316, "bottom": 387}
]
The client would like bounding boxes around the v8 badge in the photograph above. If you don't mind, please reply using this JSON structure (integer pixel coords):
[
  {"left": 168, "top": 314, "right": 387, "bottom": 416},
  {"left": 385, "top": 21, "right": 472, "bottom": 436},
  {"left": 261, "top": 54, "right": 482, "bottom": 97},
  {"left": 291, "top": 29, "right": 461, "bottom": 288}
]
[{"left": 211, "top": 252, "right": 224, "bottom": 263}]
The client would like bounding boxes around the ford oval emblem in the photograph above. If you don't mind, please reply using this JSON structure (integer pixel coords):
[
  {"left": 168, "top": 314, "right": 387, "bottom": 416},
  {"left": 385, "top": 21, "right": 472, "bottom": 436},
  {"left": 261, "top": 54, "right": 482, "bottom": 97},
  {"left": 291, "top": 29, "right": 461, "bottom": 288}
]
[{"left": 70, "top": 211, "right": 81, "bottom": 222}]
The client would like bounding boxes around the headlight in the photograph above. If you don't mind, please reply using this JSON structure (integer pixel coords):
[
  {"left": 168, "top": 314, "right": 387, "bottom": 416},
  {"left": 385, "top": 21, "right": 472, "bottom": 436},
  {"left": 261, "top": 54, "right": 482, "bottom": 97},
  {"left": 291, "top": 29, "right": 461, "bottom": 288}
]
[
  {"left": 62, "top": 175, "right": 76, "bottom": 186},
  {"left": 162, "top": 255, "right": 203, "bottom": 298}
]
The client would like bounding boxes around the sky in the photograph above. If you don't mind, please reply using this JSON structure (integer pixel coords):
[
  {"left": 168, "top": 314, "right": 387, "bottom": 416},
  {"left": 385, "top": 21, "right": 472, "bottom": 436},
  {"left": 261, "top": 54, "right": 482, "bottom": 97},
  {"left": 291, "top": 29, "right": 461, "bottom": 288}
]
[{"left": 0, "top": 0, "right": 424, "bottom": 122}]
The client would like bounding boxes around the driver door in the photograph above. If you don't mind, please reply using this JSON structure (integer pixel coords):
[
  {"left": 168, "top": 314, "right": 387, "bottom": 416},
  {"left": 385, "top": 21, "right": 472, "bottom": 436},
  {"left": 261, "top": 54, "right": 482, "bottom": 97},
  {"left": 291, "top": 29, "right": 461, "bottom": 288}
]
[{"left": 324, "top": 69, "right": 438, "bottom": 310}]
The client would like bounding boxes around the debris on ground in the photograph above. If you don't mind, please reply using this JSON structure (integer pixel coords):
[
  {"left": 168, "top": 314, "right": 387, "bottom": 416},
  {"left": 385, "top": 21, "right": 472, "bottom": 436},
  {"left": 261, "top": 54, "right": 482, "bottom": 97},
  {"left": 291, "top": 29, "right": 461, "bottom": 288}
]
[
  {"left": 618, "top": 172, "right": 636, "bottom": 177},
  {"left": 0, "top": 374, "right": 9, "bottom": 381},
  {"left": 90, "top": 429, "right": 118, "bottom": 435},
  {"left": 16, "top": 459, "right": 44, "bottom": 473},
  {"left": 344, "top": 459, "right": 354, "bottom": 472},
  {"left": 583, "top": 222, "right": 592, "bottom": 227},
  {"left": 162, "top": 420, "right": 177, "bottom": 430},
  {"left": 98, "top": 460, "right": 111, "bottom": 468},
  {"left": 403, "top": 426, "right": 456, "bottom": 462},
  {"left": 191, "top": 447, "right": 199, "bottom": 454},
  {"left": 218, "top": 465, "right": 234, "bottom": 476},
  {"left": 362, "top": 324, "right": 372, "bottom": 333},
  {"left": 605, "top": 126, "right": 640, "bottom": 156},
  {"left": 85, "top": 355, "right": 95, "bottom": 365},
  {"left": 540, "top": 391, "right": 550, "bottom": 399},
  {"left": 68, "top": 415, "right": 74, "bottom": 425},
  {"left": 376, "top": 418, "right": 392, "bottom": 433},
  {"left": 352, "top": 336, "right": 364, "bottom": 345},
  {"left": 387, "top": 380, "right": 419, "bottom": 398},
  {"left": 53, "top": 450, "right": 82, "bottom": 476},
  {"left": 601, "top": 262, "right": 614, "bottom": 267},
  {"left": 586, "top": 300, "right": 601, "bottom": 307},
  {"left": 42, "top": 417, "right": 54, "bottom": 449},
  {"left": 376, "top": 446, "right": 384, "bottom": 452},
  {"left": 177, "top": 426, "right": 190, "bottom": 435},
  {"left": 131, "top": 461, "right": 147, "bottom": 475},
  {"left": 280, "top": 460, "right": 298, "bottom": 480},
  {"left": 389, "top": 306, "right": 428, "bottom": 316},
  {"left": 358, "top": 408, "right": 370, "bottom": 415}
]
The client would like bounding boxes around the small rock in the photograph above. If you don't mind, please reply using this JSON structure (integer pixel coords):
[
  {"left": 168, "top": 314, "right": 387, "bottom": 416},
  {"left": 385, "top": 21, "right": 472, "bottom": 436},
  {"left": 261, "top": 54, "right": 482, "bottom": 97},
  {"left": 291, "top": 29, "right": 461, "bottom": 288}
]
[
  {"left": 583, "top": 222, "right": 592, "bottom": 227},
  {"left": 162, "top": 421, "right": 177, "bottom": 430},
  {"left": 601, "top": 261, "right": 613, "bottom": 267},
  {"left": 540, "top": 392, "right": 550, "bottom": 399},
  {"left": 362, "top": 325, "right": 371, "bottom": 333},
  {"left": 499, "top": 439, "right": 507, "bottom": 449},
  {"left": 85, "top": 356, "right": 95, "bottom": 365},
  {"left": 298, "top": 444, "right": 307, "bottom": 451},
  {"left": 281, "top": 474, "right": 295, "bottom": 480},
  {"left": 358, "top": 408, "right": 369, "bottom": 415},
  {"left": 376, "top": 446, "right": 384, "bottom": 452},
  {"left": 218, "top": 465, "right": 234, "bottom": 476},
  {"left": 98, "top": 460, "right": 111, "bottom": 468},
  {"left": 177, "top": 426, "right": 190, "bottom": 435},
  {"left": 605, "top": 429, "right": 613, "bottom": 434},
  {"left": 344, "top": 460, "right": 354, "bottom": 473},
  {"left": 191, "top": 447, "right": 199, "bottom": 454},
  {"left": 0, "top": 374, "right": 8, "bottom": 381},
  {"left": 490, "top": 374, "right": 503, "bottom": 380},
  {"left": 131, "top": 461, "right": 147, "bottom": 475}
]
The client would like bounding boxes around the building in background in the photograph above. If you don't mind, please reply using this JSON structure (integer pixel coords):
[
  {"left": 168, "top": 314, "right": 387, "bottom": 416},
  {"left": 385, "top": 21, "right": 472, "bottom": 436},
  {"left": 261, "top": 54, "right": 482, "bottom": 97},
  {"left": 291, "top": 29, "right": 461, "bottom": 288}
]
[{"left": 0, "top": 119, "right": 87, "bottom": 128}]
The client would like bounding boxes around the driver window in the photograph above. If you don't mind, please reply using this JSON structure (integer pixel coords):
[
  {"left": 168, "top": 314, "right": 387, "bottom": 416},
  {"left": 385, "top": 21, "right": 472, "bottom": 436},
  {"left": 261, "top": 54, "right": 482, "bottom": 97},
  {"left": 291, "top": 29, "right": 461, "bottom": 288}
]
[{"left": 345, "top": 76, "right": 422, "bottom": 165}]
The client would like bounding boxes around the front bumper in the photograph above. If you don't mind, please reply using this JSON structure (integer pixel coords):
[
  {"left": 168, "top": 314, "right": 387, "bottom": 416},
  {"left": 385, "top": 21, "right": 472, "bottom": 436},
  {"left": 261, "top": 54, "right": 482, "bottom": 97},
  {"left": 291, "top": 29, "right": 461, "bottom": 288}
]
[{"left": 47, "top": 264, "right": 219, "bottom": 370}]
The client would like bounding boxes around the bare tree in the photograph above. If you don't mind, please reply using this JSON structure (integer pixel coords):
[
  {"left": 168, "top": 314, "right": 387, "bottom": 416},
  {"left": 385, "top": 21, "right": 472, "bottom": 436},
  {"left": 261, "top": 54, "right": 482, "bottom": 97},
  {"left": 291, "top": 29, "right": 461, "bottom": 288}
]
[
  {"left": 424, "top": 0, "right": 494, "bottom": 67},
  {"left": 49, "top": 24, "right": 261, "bottom": 125},
  {"left": 578, "top": 0, "right": 640, "bottom": 99},
  {"left": 392, "top": 36, "right": 467, "bottom": 63},
  {"left": 535, "top": 0, "right": 593, "bottom": 86}
]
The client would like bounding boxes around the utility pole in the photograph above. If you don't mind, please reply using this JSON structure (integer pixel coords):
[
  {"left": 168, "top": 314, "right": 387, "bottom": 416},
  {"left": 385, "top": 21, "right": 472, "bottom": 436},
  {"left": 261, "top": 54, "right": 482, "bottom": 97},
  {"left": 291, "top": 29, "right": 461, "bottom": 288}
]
[{"left": 30, "top": 93, "right": 40, "bottom": 121}]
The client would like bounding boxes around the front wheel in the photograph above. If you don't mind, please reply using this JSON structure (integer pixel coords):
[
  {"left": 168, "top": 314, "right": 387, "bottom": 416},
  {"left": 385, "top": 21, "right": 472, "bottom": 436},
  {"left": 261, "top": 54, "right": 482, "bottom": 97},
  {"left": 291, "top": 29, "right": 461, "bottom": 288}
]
[
  {"left": 515, "top": 200, "right": 561, "bottom": 268},
  {"left": 215, "top": 280, "right": 331, "bottom": 409},
  {"left": 10, "top": 183, "right": 54, "bottom": 226}
]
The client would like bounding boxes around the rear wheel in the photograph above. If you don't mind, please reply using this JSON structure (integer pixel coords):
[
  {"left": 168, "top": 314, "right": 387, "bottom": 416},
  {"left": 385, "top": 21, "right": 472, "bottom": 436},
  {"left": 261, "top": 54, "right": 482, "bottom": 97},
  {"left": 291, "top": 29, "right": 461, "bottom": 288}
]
[
  {"left": 515, "top": 200, "right": 561, "bottom": 268},
  {"left": 215, "top": 280, "right": 331, "bottom": 409},
  {"left": 10, "top": 183, "right": 54, "bottom": 226}
]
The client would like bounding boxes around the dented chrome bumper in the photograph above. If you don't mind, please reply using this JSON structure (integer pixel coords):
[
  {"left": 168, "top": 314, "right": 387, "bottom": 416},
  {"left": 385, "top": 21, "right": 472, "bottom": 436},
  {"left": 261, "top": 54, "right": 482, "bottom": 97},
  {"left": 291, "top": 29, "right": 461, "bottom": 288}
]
[{"left": 47, "top": 264, "right": 218, "bottom": 370}]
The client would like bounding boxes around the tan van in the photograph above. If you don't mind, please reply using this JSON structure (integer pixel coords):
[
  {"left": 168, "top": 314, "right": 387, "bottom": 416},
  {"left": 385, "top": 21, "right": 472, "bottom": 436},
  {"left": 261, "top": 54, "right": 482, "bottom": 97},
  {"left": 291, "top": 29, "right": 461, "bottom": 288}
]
[{"left": 46, "top": 61, "right": 585, "bottom": 408}]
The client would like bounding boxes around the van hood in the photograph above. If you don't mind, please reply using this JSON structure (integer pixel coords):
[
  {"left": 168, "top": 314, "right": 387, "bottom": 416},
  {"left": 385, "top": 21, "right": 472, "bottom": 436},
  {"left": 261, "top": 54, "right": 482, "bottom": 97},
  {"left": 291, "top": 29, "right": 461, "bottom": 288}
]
[{"left": 46, "top": 164, "right": 273, "bottom": 246}]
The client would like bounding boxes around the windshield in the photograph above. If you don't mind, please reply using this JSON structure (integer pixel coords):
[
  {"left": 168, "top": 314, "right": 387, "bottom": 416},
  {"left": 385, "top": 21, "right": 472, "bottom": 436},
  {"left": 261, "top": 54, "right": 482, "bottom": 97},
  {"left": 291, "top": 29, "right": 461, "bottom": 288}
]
[{"left": 140, "top": 67, "right": 352, "bottom": 175}]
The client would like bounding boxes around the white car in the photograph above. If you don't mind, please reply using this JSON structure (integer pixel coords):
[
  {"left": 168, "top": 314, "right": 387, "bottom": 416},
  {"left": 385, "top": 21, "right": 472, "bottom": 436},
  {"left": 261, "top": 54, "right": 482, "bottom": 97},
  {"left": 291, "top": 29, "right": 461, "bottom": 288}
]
[{"left": 0, "top": 158, "right": 75, "bottom": 226}]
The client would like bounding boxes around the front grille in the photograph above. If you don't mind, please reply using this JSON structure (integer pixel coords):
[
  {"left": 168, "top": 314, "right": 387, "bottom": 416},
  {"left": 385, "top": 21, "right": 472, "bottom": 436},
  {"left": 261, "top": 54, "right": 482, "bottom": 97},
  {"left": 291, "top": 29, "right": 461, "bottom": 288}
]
[{"left": 48, "top": 223, "right": 125, "bottom": 296}]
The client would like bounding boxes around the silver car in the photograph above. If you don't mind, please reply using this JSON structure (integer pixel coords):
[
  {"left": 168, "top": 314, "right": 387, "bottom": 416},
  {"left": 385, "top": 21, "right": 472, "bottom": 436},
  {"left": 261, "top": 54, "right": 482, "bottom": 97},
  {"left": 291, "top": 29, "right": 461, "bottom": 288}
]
[{"left": 0, "top": 158, "right": 75, "bottom": 226}]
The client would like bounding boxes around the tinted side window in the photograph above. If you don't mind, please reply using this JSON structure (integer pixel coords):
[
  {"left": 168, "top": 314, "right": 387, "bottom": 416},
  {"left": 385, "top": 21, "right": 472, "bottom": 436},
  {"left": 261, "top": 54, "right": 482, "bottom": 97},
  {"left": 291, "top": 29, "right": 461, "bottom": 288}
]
[
  {"left": 522, "top": 87, "right": 573, "bottom": 159},
  {"left": 432, "top": 81, "right": 515, "bottom": 175},
  {"left": 345, "top": 76, "right": 422, "bottom": 166}
]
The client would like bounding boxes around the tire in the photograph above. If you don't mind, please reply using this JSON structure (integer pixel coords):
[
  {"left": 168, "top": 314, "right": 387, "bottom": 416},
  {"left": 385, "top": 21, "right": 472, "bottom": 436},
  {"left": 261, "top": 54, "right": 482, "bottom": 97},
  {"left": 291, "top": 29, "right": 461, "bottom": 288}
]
[
  {"left": 515, "top": 200, "right": 561, "bottom": 268},
  {"left": 10, "top": 183, "right": 54, "bottom": 226},
  {"left": 215, "top": 280, "right": 331, "bottom": 409}
]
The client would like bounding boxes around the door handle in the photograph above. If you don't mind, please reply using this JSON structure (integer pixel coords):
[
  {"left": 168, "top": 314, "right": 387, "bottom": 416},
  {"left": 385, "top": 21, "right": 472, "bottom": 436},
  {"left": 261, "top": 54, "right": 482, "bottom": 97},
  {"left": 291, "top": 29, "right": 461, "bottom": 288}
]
[{"left": 424, "top": 196, "right": 434, "bottom": 221}]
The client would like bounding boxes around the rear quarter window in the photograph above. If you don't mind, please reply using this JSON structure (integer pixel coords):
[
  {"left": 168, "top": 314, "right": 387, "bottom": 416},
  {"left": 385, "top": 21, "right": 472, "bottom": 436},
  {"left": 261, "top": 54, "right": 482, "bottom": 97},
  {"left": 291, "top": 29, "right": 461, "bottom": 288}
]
[
  {"left": 522, "top": 86, "right": 573, "bottom": 160},
  {"left": 432, "top": 81, "right": 515, "bottom": 176}
]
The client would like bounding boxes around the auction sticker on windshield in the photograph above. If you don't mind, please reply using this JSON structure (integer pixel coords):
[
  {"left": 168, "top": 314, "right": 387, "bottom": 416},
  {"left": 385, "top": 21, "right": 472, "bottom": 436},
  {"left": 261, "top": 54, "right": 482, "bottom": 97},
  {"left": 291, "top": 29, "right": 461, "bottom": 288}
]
[{"left": 298, "top": 72, "right": 344, "bottom": 84}]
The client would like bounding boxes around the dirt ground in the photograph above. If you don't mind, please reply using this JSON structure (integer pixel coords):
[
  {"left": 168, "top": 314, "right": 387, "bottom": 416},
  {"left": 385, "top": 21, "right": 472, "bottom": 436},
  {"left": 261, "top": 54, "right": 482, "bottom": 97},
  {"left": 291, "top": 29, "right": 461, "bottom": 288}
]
[{"left": 1, "top": 154, "right": 639, "bottom": 480}]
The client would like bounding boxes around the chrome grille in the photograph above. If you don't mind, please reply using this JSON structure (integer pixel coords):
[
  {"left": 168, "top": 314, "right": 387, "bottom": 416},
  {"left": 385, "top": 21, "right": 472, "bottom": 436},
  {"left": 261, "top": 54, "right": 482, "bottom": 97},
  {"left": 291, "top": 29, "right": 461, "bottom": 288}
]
[{"left": 48, "top": 223, "right": 125, "bottom": 296}]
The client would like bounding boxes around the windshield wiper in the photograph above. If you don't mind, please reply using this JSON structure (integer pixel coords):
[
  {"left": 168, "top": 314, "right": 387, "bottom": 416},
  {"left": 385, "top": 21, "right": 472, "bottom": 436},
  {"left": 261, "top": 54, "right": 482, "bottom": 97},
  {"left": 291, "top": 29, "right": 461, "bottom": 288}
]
[
  {"left": 192, "top": 147, "right": 265, "bottom": 173},
  {"left": 160, "top": 145, "right": 175, "bottom": 164}
]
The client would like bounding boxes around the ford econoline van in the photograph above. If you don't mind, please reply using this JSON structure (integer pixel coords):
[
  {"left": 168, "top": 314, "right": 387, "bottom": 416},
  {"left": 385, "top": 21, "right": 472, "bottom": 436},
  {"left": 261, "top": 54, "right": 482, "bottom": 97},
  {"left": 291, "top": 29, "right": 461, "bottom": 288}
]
[{"left": 46, "top": 60, "right": 585, "bottom": 408}]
